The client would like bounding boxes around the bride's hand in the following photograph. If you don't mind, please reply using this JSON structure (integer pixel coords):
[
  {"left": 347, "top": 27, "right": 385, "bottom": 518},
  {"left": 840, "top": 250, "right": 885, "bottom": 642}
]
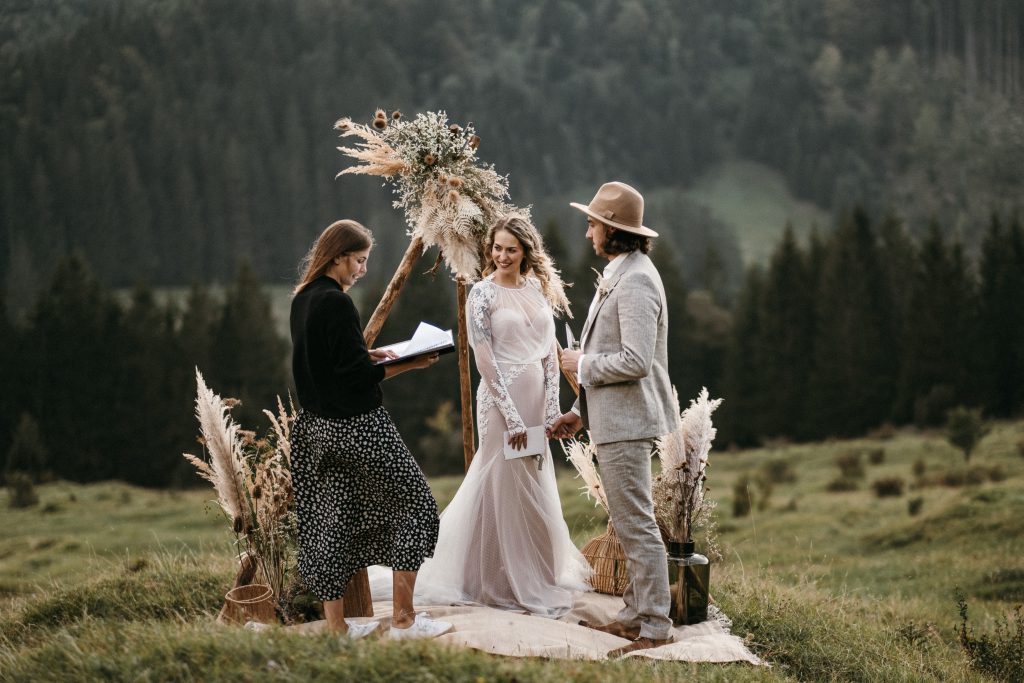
[
  {"left": 507, "top": 430, "right": 528, "bottom": 451},
  {"left": 547, "top": 412, "right": 582, "bottom": 439}
]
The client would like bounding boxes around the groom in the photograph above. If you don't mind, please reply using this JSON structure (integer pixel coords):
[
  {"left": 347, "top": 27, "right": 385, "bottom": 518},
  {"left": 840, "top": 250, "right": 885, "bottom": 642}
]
[{"left": 550, "top": 181, "right": 679, "bottom": 657}]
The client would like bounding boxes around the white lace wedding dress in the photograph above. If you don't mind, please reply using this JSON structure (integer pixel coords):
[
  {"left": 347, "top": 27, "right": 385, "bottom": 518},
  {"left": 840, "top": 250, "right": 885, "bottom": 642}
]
[{"left": 412, "top": 275, "right": 592, "bottom": 617}]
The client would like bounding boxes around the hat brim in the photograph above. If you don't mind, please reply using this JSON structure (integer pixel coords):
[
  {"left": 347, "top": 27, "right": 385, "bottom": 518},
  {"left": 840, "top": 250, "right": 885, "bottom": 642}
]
[{"left": 569, "top": 202, "right": 659, "bottom": 237}]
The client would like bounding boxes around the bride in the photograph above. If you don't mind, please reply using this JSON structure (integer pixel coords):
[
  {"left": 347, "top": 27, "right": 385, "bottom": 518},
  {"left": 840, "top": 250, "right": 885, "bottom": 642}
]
[{"left": 413, "top": 215, "right": 592, "bottom": 617}]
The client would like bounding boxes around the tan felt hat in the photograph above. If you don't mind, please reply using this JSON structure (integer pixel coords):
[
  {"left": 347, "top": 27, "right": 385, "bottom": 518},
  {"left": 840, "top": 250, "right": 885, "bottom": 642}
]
[{"left": 570, "top": 181, "right": 658, "bottom": 237}]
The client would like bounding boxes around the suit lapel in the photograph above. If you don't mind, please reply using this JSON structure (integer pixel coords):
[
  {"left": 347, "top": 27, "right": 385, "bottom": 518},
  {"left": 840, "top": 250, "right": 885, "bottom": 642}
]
[{"left": 580, "top": 252, "right": 639, "bottom": 345}]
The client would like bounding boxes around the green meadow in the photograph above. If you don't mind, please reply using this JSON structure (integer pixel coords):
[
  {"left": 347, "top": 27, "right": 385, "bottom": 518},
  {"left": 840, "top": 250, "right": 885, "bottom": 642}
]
[{"left": 2, "top": 422, "right": 1023, "bottom": 681}]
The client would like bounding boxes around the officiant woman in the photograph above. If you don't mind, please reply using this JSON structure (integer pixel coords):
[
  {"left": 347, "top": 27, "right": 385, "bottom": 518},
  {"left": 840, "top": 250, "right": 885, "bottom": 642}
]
[{"left": 288, "top": 219, "right": 452, "bottom": 640}]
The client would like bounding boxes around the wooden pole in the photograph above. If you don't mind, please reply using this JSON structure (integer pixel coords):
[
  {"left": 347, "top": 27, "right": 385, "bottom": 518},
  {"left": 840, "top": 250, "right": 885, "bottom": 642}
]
[
  {"left": 338, "top": 235, "right": 425, "bottom": 619},
  {"left": 456, "top": 278, "right": 475, "bottom": 471},
  {"left": 363, "top": 235, "right": 425, "bottom": 347}
]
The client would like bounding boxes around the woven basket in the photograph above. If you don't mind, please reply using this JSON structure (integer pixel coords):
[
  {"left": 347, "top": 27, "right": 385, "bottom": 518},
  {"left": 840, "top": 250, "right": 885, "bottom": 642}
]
[
  {"left": 220, "top": 583, "right": 277, "bottom": 625},
  {"left": 580, "top": 522, "right": 629, "bottom": 596}
]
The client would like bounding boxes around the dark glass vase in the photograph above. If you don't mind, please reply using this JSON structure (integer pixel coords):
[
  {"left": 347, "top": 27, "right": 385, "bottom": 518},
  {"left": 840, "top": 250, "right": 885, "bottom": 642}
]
[{"left": 667, "top": 540, "right": 710, "bottom": 625}]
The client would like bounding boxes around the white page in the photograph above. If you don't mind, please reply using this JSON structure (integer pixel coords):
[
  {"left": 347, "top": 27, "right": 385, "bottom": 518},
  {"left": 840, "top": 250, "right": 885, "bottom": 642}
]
[{"left": 404, "top": 322, "right": 453, "bottom": 355}]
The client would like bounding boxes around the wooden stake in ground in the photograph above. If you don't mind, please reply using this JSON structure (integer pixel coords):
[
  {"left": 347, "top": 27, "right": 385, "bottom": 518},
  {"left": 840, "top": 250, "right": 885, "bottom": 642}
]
[{"left": 456, "top": 278, "right": 475, "bottom": 470}]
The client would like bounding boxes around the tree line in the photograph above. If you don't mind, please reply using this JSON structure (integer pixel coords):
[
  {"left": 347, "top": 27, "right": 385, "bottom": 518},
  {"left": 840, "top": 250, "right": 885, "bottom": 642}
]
[
  {"left": 6, "top": 208, "right": 1021, "bottom": 487},
  {"left": 719, "top": 211, "right": 1024, "bottom": 445},
  {"left": 3, "top": 0, "right": 1023, "bottom": 310}
]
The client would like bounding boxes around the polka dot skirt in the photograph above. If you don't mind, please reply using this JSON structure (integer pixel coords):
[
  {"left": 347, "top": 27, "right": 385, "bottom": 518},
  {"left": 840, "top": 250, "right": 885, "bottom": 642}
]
[{"left": 290, "top": 406, "right": 439, "bottom": 601}]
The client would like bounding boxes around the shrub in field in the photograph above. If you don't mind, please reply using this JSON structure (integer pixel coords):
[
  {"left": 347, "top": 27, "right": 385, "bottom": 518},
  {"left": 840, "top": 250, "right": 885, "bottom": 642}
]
[
  {"left": 826, "top": 477, "right": 859, "bottom": 492},
  {"left": 867, "top": 422, "right": 896, "bottom": 440},
  {"left": 945, "top": 406, "right": 989, "bottom": 461},
  {"left": 913, "top": 384, "right": 955, "bottom": 427},
  {"left": 867, "top": 448, "right": 885, "bottom": 465},
  {"left": 912, "top": 457, "right": 927, "bottom": 478},
  {"left": 955, "top": 593, "right": 1024, "bottom": 683},
  {"left": 760, "top": 458, "right": 797, "bottom": 484},
  {"left": 755, "top": 476, "right": 774, "bottom": 511},
  {"left": 6, "top": 472, "right": 38, "bottom": 508},
  {"left": 871, "top": 477, "right": 905, "bottom": 497},
  {"left": 732, "top": 476, "right": 752, "bottom": 517},
  {"left": 1017, "top": 437, "right": 1024, "bottom": 458},
  {"left": 988, "top": 465, "right": 1007, "bottom": 482},
  {"left": 4, "top": 413, "right": 48, "bottom": 483},
  {"left": 835, "top": 451, "right": 864, "bottom": 479},
  {"left": 907, "top": 497, "right": 924, "bottom": 516}
]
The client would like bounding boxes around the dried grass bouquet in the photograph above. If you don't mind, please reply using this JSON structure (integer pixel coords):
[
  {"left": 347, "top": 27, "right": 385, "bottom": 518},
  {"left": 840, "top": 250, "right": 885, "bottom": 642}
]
[
  {"left": 184, "top": 369, "right": 297, "bottom": 602},
  {"left": 653, "top": 387, "right": 723, "bottom": 546}
]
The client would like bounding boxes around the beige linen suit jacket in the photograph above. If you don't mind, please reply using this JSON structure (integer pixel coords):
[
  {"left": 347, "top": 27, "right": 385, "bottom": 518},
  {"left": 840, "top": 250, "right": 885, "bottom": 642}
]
[{"left": 572, "top": 250, "right": 679, "bottom": 444}]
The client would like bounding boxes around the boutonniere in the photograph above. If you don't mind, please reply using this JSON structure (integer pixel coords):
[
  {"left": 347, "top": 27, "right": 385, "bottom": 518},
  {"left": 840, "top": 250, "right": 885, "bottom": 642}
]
[{"left": 592, "top": 267, "right": 611, "bottom": 300}]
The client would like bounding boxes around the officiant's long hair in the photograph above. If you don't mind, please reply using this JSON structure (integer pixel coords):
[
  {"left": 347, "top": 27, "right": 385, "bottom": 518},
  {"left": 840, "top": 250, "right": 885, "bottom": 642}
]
[
  {"left": 294, "top": 219, "right": 375, "bottom": 294},
  {"left": 481, "top": 215, "right": 571, "bottom": 318}
]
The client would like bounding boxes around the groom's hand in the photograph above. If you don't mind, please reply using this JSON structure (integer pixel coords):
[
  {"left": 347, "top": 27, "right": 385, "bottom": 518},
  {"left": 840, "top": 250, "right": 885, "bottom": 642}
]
[
  {"left": 547, "top": 412, "right": 582, "bottom": 439},
  {"left": 560, "top": 349, "right": 581, "bottom": 376}
]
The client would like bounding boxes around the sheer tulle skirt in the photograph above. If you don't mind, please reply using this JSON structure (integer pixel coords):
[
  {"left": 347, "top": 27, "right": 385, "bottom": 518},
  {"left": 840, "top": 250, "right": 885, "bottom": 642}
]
[{"left": 414, "top": 363, "right": 592, "bottom": 617}]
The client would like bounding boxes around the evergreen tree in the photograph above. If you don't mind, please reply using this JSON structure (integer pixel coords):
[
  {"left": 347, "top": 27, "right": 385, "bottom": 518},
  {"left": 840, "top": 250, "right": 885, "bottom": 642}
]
[
  {"left": 877, "top": 214, "right": 918, "bottom": 422},
  {"left": 977, "top": 214, "right": 1024, "bottom": 417},
  {"left": 24, "top": 254, "right": 124, "bottom": 481},
  {"left": 119, "top": 284, "right": 192, "bottom": 486},
  {"left": 721, "top": 265, "right": 768, "bottom": 446},
  {"left": 650, "top": 245, "right": 694, "bottom": 398},
  {"left": 805, "top": 208, "right": 897, "bottom": 438},
  {"left": 759, "top": 225, "right": 816, "bottom": 439},
  {"left": 209, "top": 261, "right": 290, "bottom": 429},
  {"left": 898, "top": 222, "right": 976, "bottom": 426}
]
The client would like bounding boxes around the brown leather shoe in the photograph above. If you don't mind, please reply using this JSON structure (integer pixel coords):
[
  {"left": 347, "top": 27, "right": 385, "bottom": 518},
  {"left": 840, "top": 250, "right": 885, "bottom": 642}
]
[
  {"left": 580, "top": 620, "right": 640, "bottom": 640},
  {"left": 608, "top": 635, "right": 674, "bottom": 658}
]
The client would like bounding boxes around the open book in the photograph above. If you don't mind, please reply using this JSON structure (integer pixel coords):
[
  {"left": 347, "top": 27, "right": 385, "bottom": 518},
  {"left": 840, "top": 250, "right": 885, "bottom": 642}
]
[{"left": 373, "top": 321, "right": 455, "bottom": 365}]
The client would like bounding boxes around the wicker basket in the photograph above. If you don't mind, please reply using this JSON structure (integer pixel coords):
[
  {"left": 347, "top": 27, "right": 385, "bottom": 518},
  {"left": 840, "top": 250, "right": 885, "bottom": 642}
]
[
  {"left": 220, "top": 583, "right": 277, "bottom": 625},
  {"left": 580, "top": 522, "right": 629, "bottom": 596}
]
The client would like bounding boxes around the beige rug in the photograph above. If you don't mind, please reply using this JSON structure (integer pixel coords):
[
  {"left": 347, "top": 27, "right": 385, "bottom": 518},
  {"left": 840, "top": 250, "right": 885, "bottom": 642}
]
[{"left": 289, "top": 591, "right": 764, "bottom": 663}]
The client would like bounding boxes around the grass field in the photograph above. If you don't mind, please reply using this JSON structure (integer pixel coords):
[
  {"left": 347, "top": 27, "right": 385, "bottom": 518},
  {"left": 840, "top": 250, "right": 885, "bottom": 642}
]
[{"left": 2, "top": 422, "right": 1023, "bottom": 681}]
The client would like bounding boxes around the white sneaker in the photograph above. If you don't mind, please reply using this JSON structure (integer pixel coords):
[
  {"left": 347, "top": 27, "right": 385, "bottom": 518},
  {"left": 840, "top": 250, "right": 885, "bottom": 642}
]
[
  {"left": 343, "top": 619, "right": 380, "bottom": 640},
  {"left": 389, "top": 612, "right": 453, "bottom": 640},
  {"left": 243, "top": 621, "right": 271, "bottom": 632}
]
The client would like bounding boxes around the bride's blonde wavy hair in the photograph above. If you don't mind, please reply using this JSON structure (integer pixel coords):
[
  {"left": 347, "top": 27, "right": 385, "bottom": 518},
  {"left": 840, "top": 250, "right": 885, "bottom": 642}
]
[{"left": 481, "top": 215, "right": 571, "bottom": 318}]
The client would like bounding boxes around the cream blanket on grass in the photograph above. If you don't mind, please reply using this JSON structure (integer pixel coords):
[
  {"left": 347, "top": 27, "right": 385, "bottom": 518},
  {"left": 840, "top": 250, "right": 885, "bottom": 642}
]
[{"left": 286, "top": 567, "right": 763, "bottom": 664}]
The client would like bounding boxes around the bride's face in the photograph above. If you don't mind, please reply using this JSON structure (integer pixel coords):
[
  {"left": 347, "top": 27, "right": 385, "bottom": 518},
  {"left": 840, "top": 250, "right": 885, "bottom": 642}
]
[{"left": 491, "top": 229, "right": 525, "bottom": 275}]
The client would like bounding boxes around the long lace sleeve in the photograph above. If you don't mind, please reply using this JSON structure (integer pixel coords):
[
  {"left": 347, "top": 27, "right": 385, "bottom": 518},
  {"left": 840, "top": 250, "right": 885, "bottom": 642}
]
[
  {"left": 542, "top": 339, "right": 561, "bottom": 429},
  {"left": 467, "top": 282, "right": 526, "bottom": 436}
]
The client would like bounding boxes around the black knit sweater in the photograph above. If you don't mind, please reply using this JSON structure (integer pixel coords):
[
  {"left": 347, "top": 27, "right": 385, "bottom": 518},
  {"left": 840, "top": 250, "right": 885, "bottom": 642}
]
[{"left": 290, "top": 275, "right": 386, "bottom": 418}]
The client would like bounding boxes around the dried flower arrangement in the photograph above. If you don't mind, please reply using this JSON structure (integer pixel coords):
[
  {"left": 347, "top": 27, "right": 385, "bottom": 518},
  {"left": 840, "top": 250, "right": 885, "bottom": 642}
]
[
  {"left": 560, "top": 433, "right": 609, "bottom": 512},
  {"left": 184, "top": 370, "right": 297, "bottom": 606},
  {"left": 335, "top": 110, "right": 569, "bottom": 313},
  {"left": 653, "top": 387, "right": 723, "bottom": 547}
]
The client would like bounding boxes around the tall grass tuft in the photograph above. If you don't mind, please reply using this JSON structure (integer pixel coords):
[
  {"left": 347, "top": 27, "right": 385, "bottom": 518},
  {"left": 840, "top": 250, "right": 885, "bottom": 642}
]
[{"left": 955, "top": 592, "right": 1024, "bottom": 682}]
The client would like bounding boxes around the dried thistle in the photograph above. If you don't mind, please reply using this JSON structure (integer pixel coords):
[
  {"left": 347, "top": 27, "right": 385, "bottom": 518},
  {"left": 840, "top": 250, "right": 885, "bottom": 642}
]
[
  {"left": 391, "top": 110, "right": 402, "bottom": 120},
  {"left": 469, "top": 134, "right": 481, "bottom": 149},
  {"left": 374, "top": 108, "right": 387, "bottom": 120},
  {"left": 372, "top": 117, "right": 387, "bottom": 130}
]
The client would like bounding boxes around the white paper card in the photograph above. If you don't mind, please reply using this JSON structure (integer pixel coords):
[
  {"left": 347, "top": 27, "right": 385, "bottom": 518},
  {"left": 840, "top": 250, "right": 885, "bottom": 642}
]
[{"left": 502, "top": 425, "right": 547, "bottom": 459}]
